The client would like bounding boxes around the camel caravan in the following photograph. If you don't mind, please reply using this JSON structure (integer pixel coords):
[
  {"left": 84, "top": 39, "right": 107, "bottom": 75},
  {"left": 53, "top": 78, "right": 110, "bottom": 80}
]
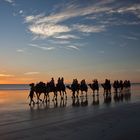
[{"left": 28, "top": 78, "right": 131, "bottom": 106}]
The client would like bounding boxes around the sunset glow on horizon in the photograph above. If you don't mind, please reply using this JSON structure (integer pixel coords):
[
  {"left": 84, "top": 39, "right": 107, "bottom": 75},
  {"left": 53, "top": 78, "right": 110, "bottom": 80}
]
[{"left": 0, "top": 0, "right": 140, "bottom": 84}]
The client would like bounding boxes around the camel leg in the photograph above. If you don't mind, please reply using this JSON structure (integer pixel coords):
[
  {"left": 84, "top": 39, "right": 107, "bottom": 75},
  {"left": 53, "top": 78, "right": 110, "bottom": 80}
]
[
  {"left": 47, "top": 94, "right": 50, "bottom": 102},
  {"left": 65, "top": 91, "right": 67, "bottom": 100},
  {"left": 61, "top": 91, "right": 63, "bottom": 100},
  {"left": 29, "top": 99, "right": 32, "bottom": 106},
  {"left": 85, "top": 91, "right": 87, "bottom": 97},
  {"left": 43, "top": 93, "right": 47, "bottom": 103},
  {"left": 76, "top": 91, "right": 79, "bottom": 98},
  {"left": 55, "top": 92, "right": 57, "bottom": 101},
  {"left": 96, "top": 90, "right": 99, "bottom": 96},
  {"left": 93, "top": 90, "right": 95, "bottom": 96},
  {"left": 60, "top": 91, "right": 62, "bottom": 97},
  {"left": 73, "top": 91, "right": 75, "bottom": 98},
  {"left": 36, "top": 93, "right": 40, "bottom": 104}
]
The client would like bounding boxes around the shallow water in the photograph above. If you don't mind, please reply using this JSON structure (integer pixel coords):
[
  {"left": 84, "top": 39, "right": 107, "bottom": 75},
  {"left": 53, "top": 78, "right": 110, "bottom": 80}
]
[{"left": 0, "top": 84, "right": 139, "bottom": 112}]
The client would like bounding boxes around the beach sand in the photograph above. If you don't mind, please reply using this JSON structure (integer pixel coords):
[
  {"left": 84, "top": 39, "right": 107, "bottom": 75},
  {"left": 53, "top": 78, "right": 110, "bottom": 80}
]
[{"left": 0, "top": 102, "right": 140, "bottom": 140}]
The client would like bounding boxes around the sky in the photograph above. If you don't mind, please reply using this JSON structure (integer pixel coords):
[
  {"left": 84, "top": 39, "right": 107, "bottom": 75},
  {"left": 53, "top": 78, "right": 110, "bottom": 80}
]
[{"left": 0, "top": 0, "right": 140, "bottom": 84}]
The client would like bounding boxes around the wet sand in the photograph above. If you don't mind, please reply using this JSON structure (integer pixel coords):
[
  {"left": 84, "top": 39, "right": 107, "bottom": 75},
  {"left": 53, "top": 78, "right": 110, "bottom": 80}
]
[{"left": 0, "top": 102, "right": 140, "bottom": 140}]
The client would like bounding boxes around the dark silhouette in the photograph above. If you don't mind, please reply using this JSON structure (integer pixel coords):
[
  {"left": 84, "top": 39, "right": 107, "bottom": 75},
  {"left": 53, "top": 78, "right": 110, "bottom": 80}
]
[
  {"left": 123, "top": 80, "right": 131, "bottom": 89},
  {"left": 113, "top": 80, "right": 131, "bottom": 102},
  {"left": 113, "top": 80, "right": 119, "bottom": 93},
  {"left": 119, "top": 80, "right": 124, "bottom": 92},
  {"left": 56, "top": 77, "right": 67, "bottom": 100},
  {"left": 103, "top": 79, "right": 112, "bottom": 105},
  {"left": 80, "top": 79, "right": 88, "bottom": 96},
  {"left": 89, "top": 79, "right": 99, "bottom": 96},
  {"left": 66, "top": 79, "right": 80, "bottom": 98},
  {"left": 102, "top": 79, "right": 111, "bottom": 96},
  {"left": 34, "top": 81, "right": 47, "bottom": 104},
  {"left": 28, "top": 83, "right": 35, "bottom": 105},
  {"left": 67, "top": 79, "right": 88, "bottom": 98},
  {"left": 48, "top": 78, "right": 57, "bottom": 101},
  {"left": 28, "top": 78, "right": 131, "bottom": 107}
]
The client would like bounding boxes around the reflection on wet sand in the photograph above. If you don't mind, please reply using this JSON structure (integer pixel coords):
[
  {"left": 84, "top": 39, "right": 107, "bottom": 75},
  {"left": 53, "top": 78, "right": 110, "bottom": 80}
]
[
  {"left": 92, "top": 95, "right": 99, "bottom": 106},
  {"left": 29, "top": 88, "right": 131, "bottom": 110},
  {"left": 72, "top": 95, "right": 88, "bottom": 107},
  {"left": 113, "top": 88, "right": 131, "bottom": 103}
]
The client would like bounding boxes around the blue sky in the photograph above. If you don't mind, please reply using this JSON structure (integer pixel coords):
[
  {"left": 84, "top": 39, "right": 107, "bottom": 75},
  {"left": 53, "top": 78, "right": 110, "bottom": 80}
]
[{"left": 0, "top": 0, "right": 140, "bottom": 83}]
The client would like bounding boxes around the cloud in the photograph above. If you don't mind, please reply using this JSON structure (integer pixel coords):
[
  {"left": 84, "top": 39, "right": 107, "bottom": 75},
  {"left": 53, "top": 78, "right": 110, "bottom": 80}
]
[
  {"left": 49, "top": 40, "right": 70, "bottom": 44},
  {"left": 19, "top": 10, "right": 23, "bottom": 14},
  {"left": 29, "top": 44, "right": 55, "bottom": 51},
  {"left": 24, "top": 72, "right": 40, "bottom": 75},
  {"left": 0, "top": 74, "right": 14, "bottom": 77},
  {"left": 55, "top": 34, "right": 80, "bottom": 39},
  {"left": 25, "top": 2, "right": 112, "bottom": 25},
  {"left": 85, "top": 16, "right": 97, "bottom": 20},
  {"left": 4, "top": 0, "right": 13, "bottom": 3},
  {"left": 115, "top": 4, "right": 140, "bottom": 14},
  {"left": 25, "top": 0, "right": 114, "bottom": 24},
  {"left": 73, "top": 24, "right": 106, "bottom": 33},
  {"left": 24, "top": 1, "right": 112, "bottom": 39},
  {"left": 24, "top": 1, "right": 140, "bottom": 26},
  {"left": 25, "top": 14, "right": 44, "bottom": 23},
  {"left": 28, "top": 23, "right": 71, "bottom": 38},
  {"left": 121, "top": 35, "right": 138, "bottom": 40},
  {"left": 66, "top": 45, "right": 80, "bottom": 50},
  {"left": 24, "top": 1, "right": 140, "bottom": 41},
  {"left": 16, "top": 49, "right": 24, "bottom": 53},
  {"left": 4, "top": 0, "right": 15, "bottom": 6}
]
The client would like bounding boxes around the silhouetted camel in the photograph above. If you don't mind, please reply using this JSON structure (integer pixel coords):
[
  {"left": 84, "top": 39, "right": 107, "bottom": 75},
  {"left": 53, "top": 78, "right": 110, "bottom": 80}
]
[
  {"left": 32, "top": 80, "right": 67, "bottom": 104},
  {"left": 67, "top": 79, "right": 88, "bottom": 98},
  {"left": 89, "top": 79, "right": 99, "bottom": 96},
  {"left": 101, "top": 79, "right": 111, "bottom": 96},
  {"left": 56, "top": 78, "right": 67, "bottom": 99},
  {"left": 80, "top": 79, "right": 88, "bottom": 96},
  {"left": 113, "top": 80, "right": 119, "bottom": 93},
  {"left": 34, "top": 82, "right": 47, "bottom": 104},
  {"left": 66, "top": 84, "right": 79, "bottom": 98},
  {"left": 46, "top": 81, "right": 58, "bottom": 101}
]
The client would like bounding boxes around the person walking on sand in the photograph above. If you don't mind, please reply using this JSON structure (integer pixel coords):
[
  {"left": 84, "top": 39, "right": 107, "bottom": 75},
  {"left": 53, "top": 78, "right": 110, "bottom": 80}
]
[{"left": 28, "top": 83, "right": 35, "bottom": 106}]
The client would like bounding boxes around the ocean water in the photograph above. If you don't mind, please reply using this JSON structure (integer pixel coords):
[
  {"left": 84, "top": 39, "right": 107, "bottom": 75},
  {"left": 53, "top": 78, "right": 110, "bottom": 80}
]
[
  {"left": 0, "top": 84, "right": 29, "bottom": 90},
  {"left": 0, "top": 84, "right": 139, "bottom": 111}
]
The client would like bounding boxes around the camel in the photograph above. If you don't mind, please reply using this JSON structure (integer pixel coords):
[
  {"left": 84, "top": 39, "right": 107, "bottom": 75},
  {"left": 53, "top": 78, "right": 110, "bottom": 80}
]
[
  {"left": 80, "top": 79, "right": 88, "bottom": 96},
  {"left": 66, "top": 79, "right": 88, "bottom": 98},
  {"left": 101, "top": 79, "right": 111, "bottom": 96},
  {"left": 34, "top": 82, "right": 47, "bottom": 104},
  {"left": 56, "top": 82, "right": 67, "bottom": 100},
  {"left": 88, "top": 79, "right": 99, "bottom": 96}
]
